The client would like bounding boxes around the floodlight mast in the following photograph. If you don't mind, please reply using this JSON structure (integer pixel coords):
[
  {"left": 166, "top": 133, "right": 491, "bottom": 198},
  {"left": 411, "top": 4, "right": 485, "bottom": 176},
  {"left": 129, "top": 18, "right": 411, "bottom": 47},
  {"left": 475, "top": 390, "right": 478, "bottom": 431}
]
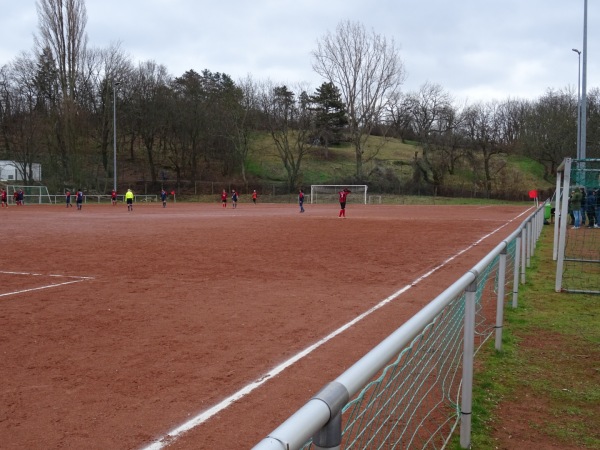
[
  {"left": 572, "top": 48, "right": 581, "bottom": 160},
  {"left": 580, "top": 0, "right": 588, "bottom": 160}
]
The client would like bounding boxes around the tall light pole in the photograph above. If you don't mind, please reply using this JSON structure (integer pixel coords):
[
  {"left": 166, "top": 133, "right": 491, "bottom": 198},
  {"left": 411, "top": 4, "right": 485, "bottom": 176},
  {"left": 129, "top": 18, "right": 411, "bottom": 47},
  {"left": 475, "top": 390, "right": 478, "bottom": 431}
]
[
  {"left": 572, "top": 48, "right": 581, "bottom": 159},
  {"left": 580, "top": 0, "right": 588, "bottom": 160},
  {"left": 113, "top": 81, "right": 120, "bottom": 192}
]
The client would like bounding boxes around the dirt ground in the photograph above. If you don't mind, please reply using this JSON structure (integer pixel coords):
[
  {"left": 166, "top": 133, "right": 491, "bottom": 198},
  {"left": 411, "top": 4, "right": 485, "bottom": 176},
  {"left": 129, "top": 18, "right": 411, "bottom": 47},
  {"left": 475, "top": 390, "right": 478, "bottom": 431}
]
[{"left": 0, "top": 202, "right": 533, "bottom": 449}]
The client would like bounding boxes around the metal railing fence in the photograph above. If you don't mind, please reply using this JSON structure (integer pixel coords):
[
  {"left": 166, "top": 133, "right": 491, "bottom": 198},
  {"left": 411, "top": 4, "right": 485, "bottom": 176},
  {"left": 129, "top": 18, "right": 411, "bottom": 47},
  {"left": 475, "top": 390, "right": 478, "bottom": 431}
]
[{"left": 254, "top": 205, "right": 544, "bottom": 450}]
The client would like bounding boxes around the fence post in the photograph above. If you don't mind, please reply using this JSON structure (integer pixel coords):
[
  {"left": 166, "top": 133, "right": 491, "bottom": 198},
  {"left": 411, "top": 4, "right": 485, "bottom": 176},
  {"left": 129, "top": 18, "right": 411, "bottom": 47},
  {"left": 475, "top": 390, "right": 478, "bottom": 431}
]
[
  {"left": 555, "top": 158, "right": 572, "bottom": 292},
  {"left": 313, "top": 412, "right": 342, "bottom": 450},
  {"left": 533, "top": 208, "right": 550, "bottom": 243},
  {"left": 460, "top": 276, "right": 477, "bottom": 448},
  {"left": 553, "top": 167, "right": 564, "bottom": 261},
  {"left": 527, "top": 220, "right": 534, "bottom": 267},
  {"left": 311, "top": 382, "right": 348, "bottom": 450},
  {"left": 495, "top": 248, "right": 507, "bottom": 351},
  {"left": 520, "top": 228, "right": 527, "bottom": 285},
  {"left": 512, "top": 235, "right": 521, "bottom": 308}
]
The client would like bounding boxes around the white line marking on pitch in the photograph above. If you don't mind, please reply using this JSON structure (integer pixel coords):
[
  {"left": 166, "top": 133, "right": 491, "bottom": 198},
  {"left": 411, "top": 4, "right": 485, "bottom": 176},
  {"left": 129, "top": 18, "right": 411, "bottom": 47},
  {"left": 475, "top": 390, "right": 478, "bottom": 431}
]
[
  {"left": 141, "top": 209, "right": 532, "bottom": 450},
  {"left": 0, "top": 270, "right": 94, "bottom": 279},
  {"left": 0, "top": 271, "right": 94, "bottom": 298}
]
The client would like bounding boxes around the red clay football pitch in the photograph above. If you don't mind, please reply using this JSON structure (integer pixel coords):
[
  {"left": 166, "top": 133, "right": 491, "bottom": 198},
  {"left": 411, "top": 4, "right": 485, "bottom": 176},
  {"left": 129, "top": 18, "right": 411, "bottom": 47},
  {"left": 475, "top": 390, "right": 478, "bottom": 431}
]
[{"left": 0, "top": 202, "right": 530, "bottom": 449}]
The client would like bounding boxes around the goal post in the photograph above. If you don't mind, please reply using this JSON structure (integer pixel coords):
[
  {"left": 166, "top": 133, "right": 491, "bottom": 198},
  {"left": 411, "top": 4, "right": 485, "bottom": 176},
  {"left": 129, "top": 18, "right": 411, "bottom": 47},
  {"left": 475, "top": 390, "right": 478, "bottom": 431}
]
[
  {"left": 310, "top": 185, "right": 368, "bottom": 204},
  {"left": 554, "top": 157, "right": 600, "bottom": 294},
  {"left": 6, "top": 185, "right": 53, "bottom": 204}
]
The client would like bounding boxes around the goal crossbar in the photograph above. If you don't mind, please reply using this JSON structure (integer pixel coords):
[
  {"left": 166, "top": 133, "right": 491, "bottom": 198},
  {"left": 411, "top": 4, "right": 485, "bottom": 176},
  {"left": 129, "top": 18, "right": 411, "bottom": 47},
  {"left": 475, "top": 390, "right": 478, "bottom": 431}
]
[
  {"left": 6, "top": 185, "right": 52, "bottom": 204},
  {"left": 310, "top": 185, "right": 368, "bottom": 204}
]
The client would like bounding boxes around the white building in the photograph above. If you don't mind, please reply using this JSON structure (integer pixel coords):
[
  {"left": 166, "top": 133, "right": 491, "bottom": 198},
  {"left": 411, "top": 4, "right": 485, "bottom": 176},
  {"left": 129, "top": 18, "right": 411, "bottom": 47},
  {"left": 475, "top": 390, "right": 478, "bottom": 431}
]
[{"left": 0, "top": 161, "right": 42, "bottom": 182}]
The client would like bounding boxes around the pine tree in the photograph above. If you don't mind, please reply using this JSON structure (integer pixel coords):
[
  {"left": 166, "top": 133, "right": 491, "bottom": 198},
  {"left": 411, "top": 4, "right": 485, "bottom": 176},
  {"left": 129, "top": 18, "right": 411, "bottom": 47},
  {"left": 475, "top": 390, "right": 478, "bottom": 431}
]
[{"left": 310, "top": 82, "right": 347, "bottom": 158}]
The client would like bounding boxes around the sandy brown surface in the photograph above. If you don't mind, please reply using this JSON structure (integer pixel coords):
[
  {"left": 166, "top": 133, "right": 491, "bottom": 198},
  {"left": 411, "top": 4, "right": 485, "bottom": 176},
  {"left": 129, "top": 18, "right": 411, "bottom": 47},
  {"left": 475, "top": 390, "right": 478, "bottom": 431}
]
[{"left": 0, "top": 202, "right": 531, "bottom": 449}]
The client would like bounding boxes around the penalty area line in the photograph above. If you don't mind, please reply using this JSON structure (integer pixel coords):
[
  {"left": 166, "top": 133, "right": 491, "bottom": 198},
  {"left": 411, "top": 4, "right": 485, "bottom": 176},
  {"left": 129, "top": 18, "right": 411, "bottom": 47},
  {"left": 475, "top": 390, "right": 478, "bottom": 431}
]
[
  {"left": 141, "top": 210, "right": 529, "bottom": 450},
  {"left": 0, "top": 270, "right": 94, "bottom": 280},
  {"left": 0, "top": 278, "right": 94, "bottom": 298}
]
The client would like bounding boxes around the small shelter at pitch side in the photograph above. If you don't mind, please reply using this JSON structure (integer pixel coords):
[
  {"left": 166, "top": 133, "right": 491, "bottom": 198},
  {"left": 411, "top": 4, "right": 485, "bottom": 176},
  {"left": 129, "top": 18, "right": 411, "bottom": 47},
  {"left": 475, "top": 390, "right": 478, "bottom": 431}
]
[{"left": 0, "top": 160, "right": 42, "bottom": 182}]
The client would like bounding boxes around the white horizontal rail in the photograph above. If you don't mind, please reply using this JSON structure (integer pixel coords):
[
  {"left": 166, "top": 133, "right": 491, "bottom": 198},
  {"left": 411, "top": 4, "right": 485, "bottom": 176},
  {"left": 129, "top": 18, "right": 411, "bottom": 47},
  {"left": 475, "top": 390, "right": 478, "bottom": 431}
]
[{"left": 14, "top": 194, "right": 158, "bottom": 204}]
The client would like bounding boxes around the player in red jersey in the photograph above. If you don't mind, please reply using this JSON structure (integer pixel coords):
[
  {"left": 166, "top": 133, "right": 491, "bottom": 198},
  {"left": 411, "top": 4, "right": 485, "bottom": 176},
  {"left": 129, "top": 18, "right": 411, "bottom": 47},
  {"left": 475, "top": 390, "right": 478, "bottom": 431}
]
[
  {"left": 252, "top": 190, "right": 257, "bottom": 204},
  {"left": 111, "top": 189, "right": 117, "bottom": 206},
  {"left": 1, "top": 188, "right": 7, "bottom": 207},
  {"left": 338, "top": 188, "right": 351, "bottom": 218},
  {"left": 221, "top": 189, "right": 227, "bottom": 207}
]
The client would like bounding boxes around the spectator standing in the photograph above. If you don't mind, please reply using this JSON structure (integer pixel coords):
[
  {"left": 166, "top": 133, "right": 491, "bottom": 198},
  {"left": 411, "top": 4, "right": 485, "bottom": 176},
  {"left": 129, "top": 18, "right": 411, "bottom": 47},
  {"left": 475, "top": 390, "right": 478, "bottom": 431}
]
[
  {"left": 585, "top": 189, "right": 597, "bottom": 228},
  {"left": 570, "top": 188, "right": 583, "bottom": 229},
  {"left": 580, "top": 187, "right": 587, "bottom": 226}
]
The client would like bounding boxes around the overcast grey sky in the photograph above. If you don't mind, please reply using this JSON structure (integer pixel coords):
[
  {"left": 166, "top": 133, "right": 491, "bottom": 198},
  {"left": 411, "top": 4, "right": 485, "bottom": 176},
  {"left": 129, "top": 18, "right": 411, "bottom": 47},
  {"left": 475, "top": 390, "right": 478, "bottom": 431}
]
[{"left": 0, "top": 0, "right": 598, "bottom": 103}]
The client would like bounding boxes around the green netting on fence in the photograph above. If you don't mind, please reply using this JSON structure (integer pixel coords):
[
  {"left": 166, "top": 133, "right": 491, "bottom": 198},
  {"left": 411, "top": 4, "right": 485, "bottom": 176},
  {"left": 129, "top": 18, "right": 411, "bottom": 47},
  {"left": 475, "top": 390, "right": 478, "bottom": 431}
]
[{"left": 296, "top": 252, "right": 509, "bottom": 450}]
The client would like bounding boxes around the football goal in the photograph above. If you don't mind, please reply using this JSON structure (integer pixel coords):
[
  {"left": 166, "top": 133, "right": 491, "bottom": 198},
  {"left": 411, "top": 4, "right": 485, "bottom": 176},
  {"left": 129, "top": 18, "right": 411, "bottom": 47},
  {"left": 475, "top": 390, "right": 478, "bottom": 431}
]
[
  {"left": 554, "top": 157, "right": 600, "bottom": 294},
  {"left": 7, "top": 185, "right": 53, "bottom": 204},
  {"left": 310, "top": 185, "right": 368, "bottom": 204}
]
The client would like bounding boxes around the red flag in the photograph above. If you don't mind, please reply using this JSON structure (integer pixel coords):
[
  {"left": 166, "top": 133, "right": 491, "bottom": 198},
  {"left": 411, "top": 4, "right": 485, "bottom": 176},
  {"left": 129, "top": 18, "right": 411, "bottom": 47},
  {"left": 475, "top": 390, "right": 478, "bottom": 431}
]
[
  {"left": 528, "top": 189, "right": 538, "bottom": 199},
  {"left": 170, "top": 191, "right": 175, "bottom": 195}
]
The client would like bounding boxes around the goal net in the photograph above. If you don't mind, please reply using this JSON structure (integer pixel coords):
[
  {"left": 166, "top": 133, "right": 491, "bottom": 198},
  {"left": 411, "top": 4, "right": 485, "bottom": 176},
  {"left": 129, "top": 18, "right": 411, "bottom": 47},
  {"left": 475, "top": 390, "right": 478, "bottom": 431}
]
[
  {"left": 6, "top": 185, "right": 53, "bottom": 204},
  {"left": 310, "top": 185, "right": 368, "bottom": 204},
  {"left": 554, "top": 158, "right": 600, "bottom": 294}
]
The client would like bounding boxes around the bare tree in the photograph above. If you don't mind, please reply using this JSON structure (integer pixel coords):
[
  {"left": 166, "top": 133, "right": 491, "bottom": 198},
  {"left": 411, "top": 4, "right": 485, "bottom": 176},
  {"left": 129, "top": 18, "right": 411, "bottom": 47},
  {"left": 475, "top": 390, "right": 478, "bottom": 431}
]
[
  {"left": 35, "top": 0, "right": 88, "bottom": 182},
  {"left": 420, "top": 102, "right": 466, "bottom": 193},
  {"left": 227, "top": 75, "right": 259, "bottom": 188},
  {"left": 406, "top": 82, "right": 453, "bottom": 143},
  {"left": 312, "top": 20, "right": 405, "bottom": 179},
  {"left": 387, "top": 91, "right": 415, "bottom": 142},
  {"left": 586, "top": 88, "right": 600, "bottom": 159},
  {"left": 0, "top": 58, "right": 50, "bottom": 184},
  {"left": 519, "top": 89, "right": 573, "bottom": 180},
  {"left": 258, "top": 81, "right": 314, "bottom": 191},
  {"left": 461, "top": 101, "right": 509, "bottom": 197},
  {"left": 130, "top": 61, "right": 171, "bottom": 184},
  {"left": 35, "top": 0, "right": 87, "bottom": 101},
  {"left": 80, "top": 43, "right": 132, "bottom": 181},
  {"left": 404, "top": 82, "right": 457, "bottom": 190}
]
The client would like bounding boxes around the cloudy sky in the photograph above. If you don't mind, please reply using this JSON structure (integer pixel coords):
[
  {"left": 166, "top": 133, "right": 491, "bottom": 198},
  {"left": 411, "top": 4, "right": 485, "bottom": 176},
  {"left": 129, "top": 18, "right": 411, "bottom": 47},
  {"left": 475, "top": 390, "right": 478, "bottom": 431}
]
[{"left": 1, "top": 0, "right": 598, "bottom": 103}]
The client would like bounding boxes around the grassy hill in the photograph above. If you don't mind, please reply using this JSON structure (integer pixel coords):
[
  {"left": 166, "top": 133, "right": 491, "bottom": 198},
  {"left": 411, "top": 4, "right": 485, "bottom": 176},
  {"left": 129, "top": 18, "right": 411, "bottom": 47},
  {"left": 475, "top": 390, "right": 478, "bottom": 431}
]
[
  {"left": 245, "top": 133, "right": 417, "bottom": 184},
  {"left": 241, "top": 133, "right": 554, "bottom": 200}
]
